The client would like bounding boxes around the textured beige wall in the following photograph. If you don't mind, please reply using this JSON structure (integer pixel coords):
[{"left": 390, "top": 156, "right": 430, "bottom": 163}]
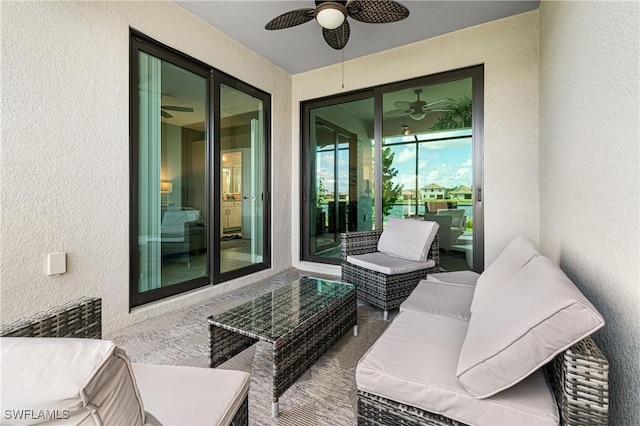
[
  {"left": 539, "top": 1, "right": 640, "bottom": 423},
  {"left": 0, "top": 1, "right": 292, "bottom": 334},
  {"left": 291, "top": 11, "right": 540, "bottom": 274}
]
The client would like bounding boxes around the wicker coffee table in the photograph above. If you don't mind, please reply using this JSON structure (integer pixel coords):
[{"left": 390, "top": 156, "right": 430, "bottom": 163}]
[{"left": 208, "top": 276, "right": 357, "bottom": 417}]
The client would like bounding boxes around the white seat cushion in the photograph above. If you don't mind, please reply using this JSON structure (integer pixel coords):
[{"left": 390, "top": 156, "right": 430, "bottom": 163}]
[
  {"left": 347, "top": 252, "right": 435, "bottom": 275},
  {"left": 427, "top": 270, "right": 480, "bottom": 287},
  {"left": 1, "top": 338, "right": 145, "bottom": 425},
  {"left": 470, "top": 236, "right": 540, "bottom": 313},
  {"left": 357, "top": 312, "right": 559, "bottom": 426},
  {"left": 400, "top": 279, "right": 475, "bottom": 320},
  {"left": 457, "top": 256, "right": 605, "bottom": 398},
  {"left": 132, "top": 363, "right": 249, "bottom": 426},
  {"left": 377, "top": 217, "right": 439, "bottom": 262}
]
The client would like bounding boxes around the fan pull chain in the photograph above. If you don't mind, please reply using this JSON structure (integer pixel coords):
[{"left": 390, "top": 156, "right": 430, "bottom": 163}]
[{"left": 341, "top": 49, "right": 344, "bottom": 89}]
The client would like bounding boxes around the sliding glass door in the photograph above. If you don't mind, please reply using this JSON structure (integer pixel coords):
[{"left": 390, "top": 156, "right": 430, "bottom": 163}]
[
  {"left": 133, "top": 46, "right": 209, "bottom": 302},
  {"left": 302, "top": 94, "right": 375, "bottom": 262},
  {"left": 301, "top": 66, "right": 483, "bottom": 271},
  {"left": 219, "top": 83, "right": 267, "bottom": 275},
  {"left": 382, "top": 77, "right": 476, "bottom": 271},
  {"left": 130, "top": 31, "right": 271, "bottom": 307}
]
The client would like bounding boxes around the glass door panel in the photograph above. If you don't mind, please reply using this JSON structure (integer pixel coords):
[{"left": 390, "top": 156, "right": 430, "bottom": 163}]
[
  {"left": 382, "top": 78, "right": 474, "bottom": 271},
  {"left": 305, "top": 96, "right": 374, "bottom": 263},
  {"left": 220, "top": 84, "right": 264, "bottom": 273},
  {"left": 136, "top": 51, "right": 208, "bottom": 294}
]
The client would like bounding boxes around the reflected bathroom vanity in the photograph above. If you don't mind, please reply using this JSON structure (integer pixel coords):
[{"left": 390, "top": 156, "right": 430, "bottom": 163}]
[{"left": 222, "top": 151, "right": 243, "bottom": 235}]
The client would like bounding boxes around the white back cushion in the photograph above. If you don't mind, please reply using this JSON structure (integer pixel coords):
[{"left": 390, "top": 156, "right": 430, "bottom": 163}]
[
  {"left": 400, "top": 280, "right": 475, "bottom": 320},
  {"left": 427, "top": 271, "right": 480, "bottom": 287},
  {"left": 377, "top": 217, "right": 439, "bottom": 262},
  {"left": 1, "top": 338, "right": 145, "bottom": 425},
  {"left": 437, "top": 209, "right": 465, "bottom": 227},
  {"left": 470, "top": 236, "right": 540, "bottom": 313},
  {"left": 456, "top": 256, "right": 605, "bottom": 398}
]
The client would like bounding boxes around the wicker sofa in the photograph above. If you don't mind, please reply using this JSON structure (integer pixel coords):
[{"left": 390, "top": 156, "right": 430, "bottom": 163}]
[
  {"left": 341, "top": 217, "right": 440, "bottom": 320},
  {"left": 0, "top": 298, "right": 249, "bottom": 426},
  {"left": 356, "top": 236, "right": 609, "bottom": 426}
]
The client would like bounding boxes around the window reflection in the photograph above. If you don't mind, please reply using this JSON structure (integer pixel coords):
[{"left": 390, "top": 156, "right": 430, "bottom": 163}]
[{"left": 137, "top": 52, "right": 207, "bottom": 293}]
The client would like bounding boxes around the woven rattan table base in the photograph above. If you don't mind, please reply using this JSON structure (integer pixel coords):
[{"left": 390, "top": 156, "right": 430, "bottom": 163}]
[{"left": 209, "top": 278, "right": 357, "bottom": 417}]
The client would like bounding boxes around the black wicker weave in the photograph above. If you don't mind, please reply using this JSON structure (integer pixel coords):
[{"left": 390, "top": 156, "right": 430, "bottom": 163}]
[
  {"left": 341, "top": 230, "right": 440, "bottom": 320},
  {"left": 230, "top": 395, "right": 250, "bottom": 426},
  {"left": 358, "top": 390, "right": 464, "bottom": 426},
  {"left": 0, "top": 296, "right": 102, "bottom": 339},
  {"left": 208, "top": 276, "right": 358, "bottom": 417},
  {"left": 1, "top": 297, "right": 249, "bottom": 426},
  {"left": 357, "top": 336, "right": 609, "bottom": 426}
]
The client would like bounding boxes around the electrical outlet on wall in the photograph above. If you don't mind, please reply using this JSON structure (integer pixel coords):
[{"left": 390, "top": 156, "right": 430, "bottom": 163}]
[{"left": 46, "top": 252, "right": 67, "bottom": 275}]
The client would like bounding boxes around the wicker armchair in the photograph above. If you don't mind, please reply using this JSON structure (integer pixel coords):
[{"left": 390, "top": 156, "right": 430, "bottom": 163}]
[
  {"left": 0, "top": 298, "right": 249, "bottom": 426},
  {"left": 341, "top": 230, "right": 439, "bottom": 320}
]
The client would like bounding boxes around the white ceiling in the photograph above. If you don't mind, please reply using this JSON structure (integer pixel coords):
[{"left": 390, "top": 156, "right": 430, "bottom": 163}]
[{"left": 175, "top": 0, "right": 539, "bottom": 74}]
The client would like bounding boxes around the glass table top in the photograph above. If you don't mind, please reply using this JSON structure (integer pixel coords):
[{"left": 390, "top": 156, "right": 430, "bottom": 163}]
[{"left": 208, "top": 276, "right": 355, "bottom": 341}]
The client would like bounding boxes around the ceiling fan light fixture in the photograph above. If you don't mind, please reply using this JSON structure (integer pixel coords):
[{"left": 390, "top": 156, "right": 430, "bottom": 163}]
[
  {"left": 315, "top": 3, "right": 347, "bottom": 29},
  {"left": 410, "top": 111, "right": 426, "bottom": 121}
]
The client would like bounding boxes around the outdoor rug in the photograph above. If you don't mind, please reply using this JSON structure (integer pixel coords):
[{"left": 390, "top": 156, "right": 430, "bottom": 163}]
[{"left": 109, "top": 269, "right": 393, "bottom": 425}]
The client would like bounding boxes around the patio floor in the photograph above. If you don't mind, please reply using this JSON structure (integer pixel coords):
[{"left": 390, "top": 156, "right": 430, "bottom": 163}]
[{"left": 109, "top": 268, "right": 394, "bottom": 425}]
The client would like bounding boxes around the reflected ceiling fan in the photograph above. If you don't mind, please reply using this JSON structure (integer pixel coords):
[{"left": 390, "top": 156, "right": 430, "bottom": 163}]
[
  {"left": 161, "top": 105, "right": 194, "bottom": 119},
  {"left": 386, "top": 89, "right": 452, "bottom": 121},
  {"left": 265, "top": 0, "right": 410, "bottom": 50}
]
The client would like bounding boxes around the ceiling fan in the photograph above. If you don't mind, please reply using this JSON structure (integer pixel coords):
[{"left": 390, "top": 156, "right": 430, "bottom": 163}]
[
  {"left": 386, "top": 89, "right": 452, "bottom": 121},
  {"left": 265, "top": 0, "right": 410, "bottom": 50},
  {"left": 161, "top": 105, "right": 194, "bottom": 119}
]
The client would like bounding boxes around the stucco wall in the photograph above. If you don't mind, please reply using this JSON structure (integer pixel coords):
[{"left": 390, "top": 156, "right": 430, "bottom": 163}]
[
  {"left": 0, "top": 1, "right": 292, "bottom": 334},
  {"left": 292, "top": 11, "right": 540, "bottom": 274},
  {"left": 539, "top": 1, "right": 640, "bottom": 423}
]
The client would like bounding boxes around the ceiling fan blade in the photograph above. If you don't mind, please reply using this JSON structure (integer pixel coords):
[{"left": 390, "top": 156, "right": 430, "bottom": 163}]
[
  {"left": 347, "top": 0, "right": 409, "bottom": 24},
  {"left": 393, "top": 100, "right": 413, "bottom": 110},
  {"left": 384, "top": 109, "right": 408, "bottom": 117},
  {"left": 161, "top": 110, "right": 172, "bottom": 119},
  {"left": 425, "top": 98, "right": 450, "bottom": 107},
  {"left": 265, "top": 9, "right": 314, "bottom": 30},
  {"left": 323, "top": 20, "right": 350, "bottom": 50},
  {"left": 161, "top": 105, "right": 194, "bottom": 112}
]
